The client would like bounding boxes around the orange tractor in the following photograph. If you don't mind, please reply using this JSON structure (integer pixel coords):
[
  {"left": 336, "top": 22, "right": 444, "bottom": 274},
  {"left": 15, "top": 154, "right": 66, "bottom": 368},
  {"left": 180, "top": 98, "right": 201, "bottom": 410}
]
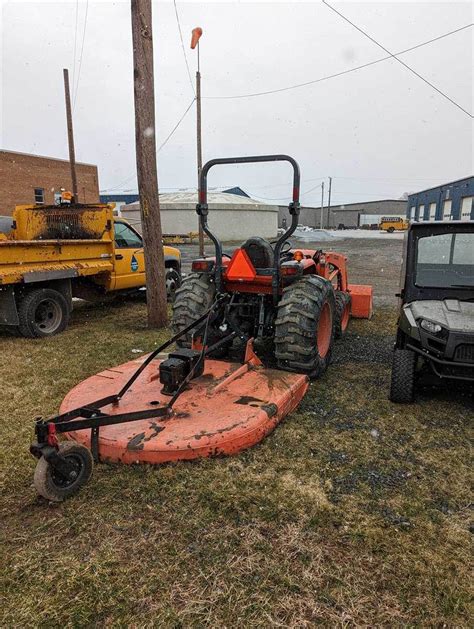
[
  {"left": 29, "top": 155, "right": 372, "bottom": 501},
  {"left": 172, "top": 154, "right": 372, "bottom": 376}
]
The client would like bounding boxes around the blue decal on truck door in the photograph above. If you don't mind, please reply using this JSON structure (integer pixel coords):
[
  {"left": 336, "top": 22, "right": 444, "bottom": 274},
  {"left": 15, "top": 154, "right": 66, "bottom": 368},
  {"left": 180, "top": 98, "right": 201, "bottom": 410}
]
[{"left": 131, "top": 255, "right": 139, "bottom": 272}]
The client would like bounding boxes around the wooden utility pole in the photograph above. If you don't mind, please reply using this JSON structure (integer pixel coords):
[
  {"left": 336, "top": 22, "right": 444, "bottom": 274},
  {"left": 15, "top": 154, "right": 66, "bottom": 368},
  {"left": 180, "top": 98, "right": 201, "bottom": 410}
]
[
  {"left": 63, "top": 69, "right": 78, "bottom": 202},
  {"left": 320, "top": 181, "right": 325, "bottom": 229},
  {"left": 326, "top": 176, "right": 332, "bottom": 229},
  {"left": 131, "top": 0, "right": 168, "bottom": 327}
]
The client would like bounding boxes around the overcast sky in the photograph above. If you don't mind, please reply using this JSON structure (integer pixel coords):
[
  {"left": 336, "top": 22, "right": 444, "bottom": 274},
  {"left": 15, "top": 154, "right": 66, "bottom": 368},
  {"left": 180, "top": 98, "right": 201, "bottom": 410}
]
[{"left": 1, "top": 0, "right": 473, "bottom": 207}]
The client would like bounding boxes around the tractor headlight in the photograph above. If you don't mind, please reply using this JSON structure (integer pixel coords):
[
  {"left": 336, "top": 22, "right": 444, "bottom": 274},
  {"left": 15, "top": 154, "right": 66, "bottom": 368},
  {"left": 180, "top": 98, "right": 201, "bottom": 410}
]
[{"left": 420, "top": 319, "right": 442, "bottom": 334}]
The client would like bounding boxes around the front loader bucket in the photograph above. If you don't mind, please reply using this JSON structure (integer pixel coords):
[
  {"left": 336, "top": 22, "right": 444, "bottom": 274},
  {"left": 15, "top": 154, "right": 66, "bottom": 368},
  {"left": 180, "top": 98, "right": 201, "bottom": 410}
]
[{"left": 348, "top": 284, "right": 373, "bottom": 319}]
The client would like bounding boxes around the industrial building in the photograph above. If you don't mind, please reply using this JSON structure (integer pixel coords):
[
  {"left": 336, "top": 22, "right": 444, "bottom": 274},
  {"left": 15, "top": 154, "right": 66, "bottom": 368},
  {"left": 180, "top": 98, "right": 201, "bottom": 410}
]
[
  {"left": 406, "top": 176, "right": 473, "bottom": 222},
  {"left": 278, "top": 199, "right": 407, "bottom": 229},
  {"left": 0, "top": 150, "right": 100, "bottom": 216},
  {"left": 121, "top": 191, "right": 279, "bottom": 241}
]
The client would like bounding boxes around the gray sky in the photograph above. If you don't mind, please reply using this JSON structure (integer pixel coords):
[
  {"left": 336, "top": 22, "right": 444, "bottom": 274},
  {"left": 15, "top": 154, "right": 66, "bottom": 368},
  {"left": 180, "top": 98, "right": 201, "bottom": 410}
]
[{"left": 1, "top": 0, "right": 473, "bottom": 206}]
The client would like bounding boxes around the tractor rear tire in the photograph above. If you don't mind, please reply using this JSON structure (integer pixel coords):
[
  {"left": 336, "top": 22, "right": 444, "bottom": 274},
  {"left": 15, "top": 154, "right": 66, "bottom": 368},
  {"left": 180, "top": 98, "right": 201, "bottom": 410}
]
[
  {"left": 334, "top": 291, "right": 351, "bottom": 339},
  {"left": 389, "top": 348, "right": 416, "bottom": 403},
  {"left": 274, "top": 276, "right": 335, "bottom": 379},
  {"left": 171, "top": 273, "right": 216, "bottom": 347}
]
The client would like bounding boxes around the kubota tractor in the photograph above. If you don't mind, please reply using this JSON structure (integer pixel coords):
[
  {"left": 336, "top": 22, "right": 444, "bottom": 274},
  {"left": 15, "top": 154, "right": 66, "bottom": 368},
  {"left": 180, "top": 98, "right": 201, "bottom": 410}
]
[{"left": 172, "top": 155, "right": 372, "bottom": 377}]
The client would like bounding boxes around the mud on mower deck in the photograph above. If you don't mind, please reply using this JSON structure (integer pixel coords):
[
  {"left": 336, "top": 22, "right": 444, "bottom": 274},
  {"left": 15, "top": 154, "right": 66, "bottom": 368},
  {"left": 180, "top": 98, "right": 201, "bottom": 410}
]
[{"left": 61, "top": 354, "right": 308, "bottom": 464}]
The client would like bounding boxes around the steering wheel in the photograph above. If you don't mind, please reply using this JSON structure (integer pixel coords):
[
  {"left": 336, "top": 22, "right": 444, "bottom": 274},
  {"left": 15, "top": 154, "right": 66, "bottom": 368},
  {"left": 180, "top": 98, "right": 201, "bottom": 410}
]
[{"left": 279, "top": 240, "right": 292, "bottom": 255}]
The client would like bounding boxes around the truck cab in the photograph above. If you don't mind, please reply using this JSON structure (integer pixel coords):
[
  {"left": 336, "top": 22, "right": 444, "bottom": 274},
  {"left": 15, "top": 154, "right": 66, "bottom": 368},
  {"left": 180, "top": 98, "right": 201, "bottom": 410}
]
[{"left": 0, "top": 204, "right": 181, "bottom": 337}]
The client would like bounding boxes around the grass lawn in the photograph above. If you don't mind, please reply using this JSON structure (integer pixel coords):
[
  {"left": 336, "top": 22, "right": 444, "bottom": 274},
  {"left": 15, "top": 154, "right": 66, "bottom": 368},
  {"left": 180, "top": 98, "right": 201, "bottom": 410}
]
[{"left": 1, "top": 299, "right": 472, "bottom": 626}]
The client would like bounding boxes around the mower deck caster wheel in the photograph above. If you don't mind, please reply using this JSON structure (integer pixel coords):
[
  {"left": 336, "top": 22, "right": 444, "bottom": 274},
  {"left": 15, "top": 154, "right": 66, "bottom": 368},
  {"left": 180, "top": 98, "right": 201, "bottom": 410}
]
[{"left": 34, "top": 441, "right": 94, "bottom": 502}]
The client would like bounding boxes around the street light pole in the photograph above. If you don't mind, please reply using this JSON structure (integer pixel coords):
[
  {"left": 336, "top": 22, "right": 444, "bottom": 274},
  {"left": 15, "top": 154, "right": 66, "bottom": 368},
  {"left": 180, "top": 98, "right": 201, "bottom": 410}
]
[{"left": 191, "top": 27, "right": 204, "bottom": 256}]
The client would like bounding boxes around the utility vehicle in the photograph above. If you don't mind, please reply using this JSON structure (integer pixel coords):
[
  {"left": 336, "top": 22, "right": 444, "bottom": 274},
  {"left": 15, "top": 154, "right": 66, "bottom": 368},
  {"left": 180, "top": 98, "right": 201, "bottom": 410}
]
[{"left": 390, "top": 221, "right": 474, "bottom": 402}]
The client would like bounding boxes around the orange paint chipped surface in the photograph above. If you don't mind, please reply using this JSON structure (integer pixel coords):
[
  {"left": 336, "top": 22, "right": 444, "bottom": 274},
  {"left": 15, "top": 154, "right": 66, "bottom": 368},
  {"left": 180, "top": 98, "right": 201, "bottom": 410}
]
[{"left": 60, "top": 356, "right": 309, "bottom": 464}]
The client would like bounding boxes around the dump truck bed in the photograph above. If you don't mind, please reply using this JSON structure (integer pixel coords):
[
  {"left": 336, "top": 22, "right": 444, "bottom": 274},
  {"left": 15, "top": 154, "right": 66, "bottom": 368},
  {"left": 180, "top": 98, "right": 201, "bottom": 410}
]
[{"left": 0, "top": 203, "right": 115, "bottom": 286}]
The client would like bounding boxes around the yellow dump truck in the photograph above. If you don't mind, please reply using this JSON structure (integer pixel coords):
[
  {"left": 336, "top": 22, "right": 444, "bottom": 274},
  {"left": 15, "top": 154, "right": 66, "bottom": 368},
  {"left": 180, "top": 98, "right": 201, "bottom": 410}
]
[
  {"left": 0, "top": 203, "right": 181, "bottom": 337},
  {"left": 379, "top": 216, "right": 409, "bottom": 233}
]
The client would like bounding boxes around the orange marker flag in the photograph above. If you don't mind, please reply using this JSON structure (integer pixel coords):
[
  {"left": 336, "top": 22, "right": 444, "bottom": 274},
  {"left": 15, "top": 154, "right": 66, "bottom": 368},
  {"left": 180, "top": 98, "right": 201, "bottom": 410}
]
[{"left": 191, "top": 27, "right": 203, "bottom": 49}]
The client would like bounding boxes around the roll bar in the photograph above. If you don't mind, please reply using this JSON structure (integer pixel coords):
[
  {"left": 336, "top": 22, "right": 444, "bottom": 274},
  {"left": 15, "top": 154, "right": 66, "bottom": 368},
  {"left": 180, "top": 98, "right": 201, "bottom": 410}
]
[{"left": 196, "top": 155, "right": 301, "bottom": 298}]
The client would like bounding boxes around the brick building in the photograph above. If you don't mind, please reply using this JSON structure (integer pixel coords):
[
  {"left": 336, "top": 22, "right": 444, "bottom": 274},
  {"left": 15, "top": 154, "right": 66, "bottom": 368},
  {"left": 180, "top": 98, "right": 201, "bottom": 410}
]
[{"left": 0, "top": 150, "right": 100, "bottom": 216}]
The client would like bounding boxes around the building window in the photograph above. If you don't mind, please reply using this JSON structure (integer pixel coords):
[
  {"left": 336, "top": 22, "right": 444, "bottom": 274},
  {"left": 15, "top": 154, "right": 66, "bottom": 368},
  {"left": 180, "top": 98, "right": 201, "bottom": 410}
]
[
  {"left": 34, "top": 188, "right": 45, "bottom": 204},
  {"left": 460, "top": 196, "right": 473, "bottom": 221},
  {"left": 429, "top": 202, "right": 436, "bottom": 220},
  {"left": 410, "top": 206, "right": 415, "bottom": 220},
  {"left": 418, "top": 205, "right": 425, "bottom": 221},
  {"left": 442, "top": 199, "right": 452, "bottom": 221}
]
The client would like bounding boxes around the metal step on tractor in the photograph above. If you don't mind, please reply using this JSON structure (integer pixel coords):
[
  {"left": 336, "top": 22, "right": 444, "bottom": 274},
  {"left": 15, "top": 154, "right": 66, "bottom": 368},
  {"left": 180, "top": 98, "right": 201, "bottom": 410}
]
[{"left": 172, "top": 155, "right": 372, "bottom": 377}]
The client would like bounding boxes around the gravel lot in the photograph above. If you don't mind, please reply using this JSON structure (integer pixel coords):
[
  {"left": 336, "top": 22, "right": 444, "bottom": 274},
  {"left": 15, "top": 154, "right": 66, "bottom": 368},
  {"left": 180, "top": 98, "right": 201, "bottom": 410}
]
[{"left": 178, "top": 235, "right": 404, "bottom": 307}]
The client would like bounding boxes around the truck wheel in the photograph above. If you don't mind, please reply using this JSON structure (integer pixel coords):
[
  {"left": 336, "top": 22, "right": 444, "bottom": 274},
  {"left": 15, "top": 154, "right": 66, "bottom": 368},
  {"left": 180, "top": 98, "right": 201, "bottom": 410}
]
[
  {"left": 389, "top": 348, "right": 416, "bottom": 403},
  {"left": 387, "top": 226, "right": 395, "bottom": 233},
  {"left": 34, "top": 441, "right": 93, "bottom": 502},
  {"left": 334, "top": 291, "right": 351, "bottom": 339},
  {"left": 17, "top": 288, "right": 70, "bottom": 338},
  {"left": 171, "top": 273, "right": 216, "bottom": 347},
  {"left": 275, "top": 276, "right": 335, "bottom": 379},
  {"left": 166, "top": 268, "right": 181, "bottom": 302}
]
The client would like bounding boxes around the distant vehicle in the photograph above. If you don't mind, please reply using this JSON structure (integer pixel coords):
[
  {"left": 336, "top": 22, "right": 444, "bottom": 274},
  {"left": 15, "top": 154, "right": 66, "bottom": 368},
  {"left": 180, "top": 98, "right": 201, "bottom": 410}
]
[
  {"left": 390, "top": 221, "right": 474, "bottom": 402},
  {"left": 0, "top": 203, "right": 181, "bottom": 337},
  {"left": 379, "top": 216, "right": 409, "bottom": 233}
]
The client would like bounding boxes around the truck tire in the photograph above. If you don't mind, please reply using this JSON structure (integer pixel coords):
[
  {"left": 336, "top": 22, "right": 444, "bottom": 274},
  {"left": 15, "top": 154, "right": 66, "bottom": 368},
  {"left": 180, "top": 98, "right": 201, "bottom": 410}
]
[
  {"left": 389, "top": 348, "right": 416, "bottom": 403},
  {"left": 166, "top": 268, "right": 181, "bottom": 302},
  {"left": 171, "top": 274, "right": 215, "bottom": 347},
  {"left": 275, "top": 276, "right": 335, "bottom": 379},
  {"left": 334, "top": 290, "right": 351, "bottom": 339},
  {"left": 17, "top": 288, "right": 70, "bottom": 338},
  {"left": 387, "top": 226, "right": 395, "bottom": 233}
]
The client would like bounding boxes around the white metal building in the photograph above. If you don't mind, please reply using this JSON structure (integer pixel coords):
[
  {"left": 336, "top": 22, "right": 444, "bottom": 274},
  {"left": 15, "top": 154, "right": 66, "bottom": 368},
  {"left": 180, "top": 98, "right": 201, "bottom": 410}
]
[{"left": 121, "top": 192, "right": 279, "bottom": 241}]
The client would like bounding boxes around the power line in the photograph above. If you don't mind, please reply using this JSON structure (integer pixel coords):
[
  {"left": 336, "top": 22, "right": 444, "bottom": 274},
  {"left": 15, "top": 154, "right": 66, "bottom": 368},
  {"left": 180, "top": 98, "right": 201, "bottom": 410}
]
[
  {"left": 73, "top": 0, "right": 89, "bottom": 110},
  {"left": 322, "top": 1, "right": 472, "bottom": 118},
  {"left": 157, "top": 97, "right": 196, "bottom": 152},
  {"left": 101, "top": 98, "right": 196, "bottom": 192},
  {"left": 203, "top": 23, "right": 472, "bottom": 100},
  {"left": 173, "top": 0, "right": 195, "bottom": 96}
]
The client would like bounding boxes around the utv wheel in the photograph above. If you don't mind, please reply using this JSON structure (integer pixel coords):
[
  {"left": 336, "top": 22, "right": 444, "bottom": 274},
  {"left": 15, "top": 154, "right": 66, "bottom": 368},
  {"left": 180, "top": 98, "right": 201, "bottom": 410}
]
[
  {"left": 334, "top": 291, "right": 351, "bottom": 339},
  {"left": 171, "top": 273, "right": 216, "bottom": 347},
  {"left": 34, "top": 441, "right": 93, "bottom": 502},
  {"left": 274, "top": 276, "right": 335, "bottom": 379},
  {"left": 17, "top": 288, "right": 69, "bottom": 338},
  {"left": 389, "top": 348, "right": 416, "bottom": 403},
  {"left": 165, "top": 268, "right": 181, "bottom": 302}
]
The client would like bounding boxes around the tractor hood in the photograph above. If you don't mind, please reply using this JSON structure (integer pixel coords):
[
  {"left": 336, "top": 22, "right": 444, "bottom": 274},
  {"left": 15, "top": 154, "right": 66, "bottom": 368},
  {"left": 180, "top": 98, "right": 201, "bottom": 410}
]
[{"left": 408, "top": 300, "right": 474, "bottom": 332}]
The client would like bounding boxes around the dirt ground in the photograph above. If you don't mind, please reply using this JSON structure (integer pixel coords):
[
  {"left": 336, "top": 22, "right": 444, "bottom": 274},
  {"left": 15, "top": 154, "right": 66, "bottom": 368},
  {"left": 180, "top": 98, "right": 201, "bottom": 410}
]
[{"left": 179, "top": 235, "right": 404, "bottom": 306}]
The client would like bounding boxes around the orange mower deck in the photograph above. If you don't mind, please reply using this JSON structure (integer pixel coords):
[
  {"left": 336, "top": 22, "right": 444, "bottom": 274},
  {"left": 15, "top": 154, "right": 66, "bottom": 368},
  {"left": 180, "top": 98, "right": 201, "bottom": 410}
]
[{"left": 60, "top": 355, "right": 309, "bottom": 464}]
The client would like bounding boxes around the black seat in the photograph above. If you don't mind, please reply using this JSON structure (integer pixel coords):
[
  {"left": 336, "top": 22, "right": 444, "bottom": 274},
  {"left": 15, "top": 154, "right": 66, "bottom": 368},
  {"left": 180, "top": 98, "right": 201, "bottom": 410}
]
[{"left": 241, "top": 237, "right": 274, "bottom": 269}]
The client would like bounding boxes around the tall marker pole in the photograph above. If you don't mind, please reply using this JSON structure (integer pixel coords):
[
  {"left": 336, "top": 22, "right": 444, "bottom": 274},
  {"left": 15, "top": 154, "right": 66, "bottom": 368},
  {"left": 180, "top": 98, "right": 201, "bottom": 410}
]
[
  {"left": 131, "top": 0, "right": 168, "bottom": 327},
  {"left": 191, "top": 27, "right": 204, "bottom": 256},
  {"left": 63, "top": 69, "right": 78, "bottom": 202},
  {"left": 320, "top": 181, "right": 325, "bottom": 229}
]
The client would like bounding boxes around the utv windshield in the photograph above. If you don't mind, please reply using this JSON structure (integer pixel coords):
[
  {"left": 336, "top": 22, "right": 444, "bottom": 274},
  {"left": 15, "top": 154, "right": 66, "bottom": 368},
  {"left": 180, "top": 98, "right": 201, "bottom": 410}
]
[{"left": 415, "top": 232, "right": 474, "bottom": 288}]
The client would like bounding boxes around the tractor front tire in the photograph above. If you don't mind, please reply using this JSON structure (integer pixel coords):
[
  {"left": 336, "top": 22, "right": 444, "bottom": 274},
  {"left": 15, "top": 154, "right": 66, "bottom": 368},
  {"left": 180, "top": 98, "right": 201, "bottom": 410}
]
[
  {"left": 275, "top": 276, "right": 335, "bottom": 378},
  {"left": 171, "top": 273, "right": 216, "bottom": 347},
  {"left": 389, "top": 348, "right": 416, "bottom": 403},
  {"left": 334, "top": 290, "right": 351, "bottom": 339}
]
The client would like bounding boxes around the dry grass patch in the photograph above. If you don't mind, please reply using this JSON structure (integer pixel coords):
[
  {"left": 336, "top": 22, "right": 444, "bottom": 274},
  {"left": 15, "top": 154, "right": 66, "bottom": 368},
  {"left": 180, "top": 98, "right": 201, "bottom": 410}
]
[{"left": 0, "top": 304, "right": 472, "bottom": 626}]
